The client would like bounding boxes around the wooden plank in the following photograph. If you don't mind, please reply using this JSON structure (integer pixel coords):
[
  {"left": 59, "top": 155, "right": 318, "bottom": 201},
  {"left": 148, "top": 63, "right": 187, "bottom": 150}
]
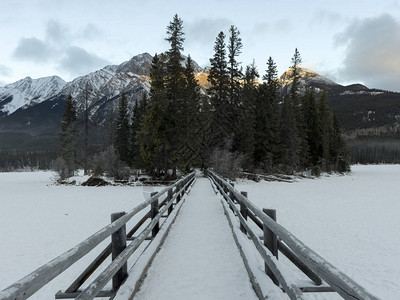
[
  {"left": 298, "top": 286, "right": 335, "bottom": 293},
  {"left": 126, "top": 211, "right": 151, "bottom": 238},
  {"left": 64, "top": 244, "right": 112, "bottom": 293},
  {"left": 55, "top": 290, "right": 114, "bottom": 299},
  {"left": 209, "top": 171, "right": 379, "bottom": 300},
  {"left": 278, "top": 240, "right": 322, "bottom": 286}
]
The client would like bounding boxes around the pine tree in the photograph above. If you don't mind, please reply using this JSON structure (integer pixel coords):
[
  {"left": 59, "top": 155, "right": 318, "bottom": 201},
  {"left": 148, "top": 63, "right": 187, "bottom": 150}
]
[
  {"left": 130, "top": 93, "right": 147, "bottom": 168},
  {"left": 254, "top": 57, "right": 282, "bottom": 170},
  {"left": 233, "top": 61, "right": 258, "bottom": 168},
  {"left": 302, "top": 88, "right": 322, "bottom": 167},
  {"left": 208, "top": 31, "right": 231, "bottom": 146},
  {"left": 291, "top": 48, "right": 309, "bottom": 169},
  {"left": 176, "top": 55, "right": 201, "bottom": 170},
  {"left": 165, "top": 14, "right": 186, "bottom": 176},
  {"left": 227, "top": 25, "right": 243, "bottom": 107},
  {"left": 165, "top": 14, "right": 185, "bottom": 103},
  {"left": 331, "top": 112, "right": 350, "bottom": 172},
  {"left": 114, "top": 92, "right": 130, "bottom": 163},
  {"left": 58, "top": 95, "right": 77, "bottom": 177},
  {"left": 138, "top": 54, "right": 170, "bottom": 176},
  {"left": 318, "top": 91, "right": 333, "bottom": 170}
]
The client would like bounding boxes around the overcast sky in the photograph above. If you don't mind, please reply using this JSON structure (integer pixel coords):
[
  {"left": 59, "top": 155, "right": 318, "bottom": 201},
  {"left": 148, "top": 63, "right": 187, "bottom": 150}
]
[{"left": 1, "top": 0, "right": 400, "bottom": 91}]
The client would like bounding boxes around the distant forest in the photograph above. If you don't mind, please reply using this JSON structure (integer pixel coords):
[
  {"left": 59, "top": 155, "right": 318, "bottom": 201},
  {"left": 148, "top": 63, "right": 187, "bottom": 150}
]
[{"left": 2, "top": 15, "right": 351, "bottom": 176}]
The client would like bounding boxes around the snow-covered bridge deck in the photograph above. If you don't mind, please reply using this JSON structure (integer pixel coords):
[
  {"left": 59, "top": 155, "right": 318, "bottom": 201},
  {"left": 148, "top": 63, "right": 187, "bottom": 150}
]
[{"left": 120, "top": 177, "right": 258, "bottom": 300}]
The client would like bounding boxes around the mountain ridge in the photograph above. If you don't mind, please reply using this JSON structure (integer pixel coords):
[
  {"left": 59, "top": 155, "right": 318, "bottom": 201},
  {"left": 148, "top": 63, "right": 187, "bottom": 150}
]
[{"left": 1, "top": 54, "right": 400, "bottom": 154}]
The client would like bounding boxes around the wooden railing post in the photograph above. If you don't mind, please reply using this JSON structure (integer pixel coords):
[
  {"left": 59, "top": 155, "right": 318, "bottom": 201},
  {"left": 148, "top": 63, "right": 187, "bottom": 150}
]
[
  {"left": 176, "top": 182, "right": 181, "bottom": 203},
  {"left": 151, "top": 192, "right": 159, "bottom": 237},
  {"left": 263, "top": 208, "right": 279, "bottom": 286},
  {"left": 111, "top": 212, "right": 127, "bottom": 291},
  {"left": 167, "top": 188, "right": 173, "bottom": 215},
  {"left": 240, "top": 191, "right": 248, "bottom": 234},
  {"left": 228, "top": 182, "right": 235, "bottom": 212}
]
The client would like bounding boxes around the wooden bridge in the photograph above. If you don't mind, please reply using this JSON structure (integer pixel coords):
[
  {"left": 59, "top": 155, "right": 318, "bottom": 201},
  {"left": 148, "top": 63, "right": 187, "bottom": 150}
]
[{"left": 0, "top": 171, "right": 379, "bottom": 300}]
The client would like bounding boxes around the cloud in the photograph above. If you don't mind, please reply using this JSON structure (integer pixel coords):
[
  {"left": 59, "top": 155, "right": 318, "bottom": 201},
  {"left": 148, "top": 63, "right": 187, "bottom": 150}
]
[
  {"left": 13, "top": 37, "right": 53, "bottom": 62},
  {"left": 251, "top": 19, "right": 292, "bottom": 37},
  {"left": 186, "top": 18, "right": 233, "bottom": 46},
  {"left": 336, "top": 14, "right": 400, "bottom": 91},
  {"left": 0, "top": 64, "right": 12, "bottom": 76},
  {"left": 59, "top": 46, "right": 110, "bottom": 76},
  {"left": 311, "top": 10, "right": 345, "bottom": 27},
  {"left": 12, "top": 20, "right": 106, "bottom": 78},
  {"left": 45, "top": 19, "right": 71, "bottom": 44},
  {"left": 80, "top": 23, "right": 101, "bottom": 40}
]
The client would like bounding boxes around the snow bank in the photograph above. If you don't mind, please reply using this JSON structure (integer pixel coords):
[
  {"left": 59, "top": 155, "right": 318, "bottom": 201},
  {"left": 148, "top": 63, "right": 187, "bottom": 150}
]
[
  {"left": 234, "top": 165, "right": 400, "bottom": 299},
  {"left": 0, "top": 171, "right": 164, "bottom": 299}
]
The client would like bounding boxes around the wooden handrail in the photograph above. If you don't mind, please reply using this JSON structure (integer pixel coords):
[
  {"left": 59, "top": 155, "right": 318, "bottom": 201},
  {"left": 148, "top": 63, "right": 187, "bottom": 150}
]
[
  {"left": 208, "top": 170, "right": 378, "bottom": 300},
  {"left": 0, "top": 172, "right": 195, "bottom": 300}
]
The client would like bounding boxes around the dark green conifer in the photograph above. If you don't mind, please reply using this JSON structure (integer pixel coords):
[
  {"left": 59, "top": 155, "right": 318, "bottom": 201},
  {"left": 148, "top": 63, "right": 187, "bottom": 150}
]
[
  {"left": 114, "top": 92, "right": 130, "bottom": 163},
  {"left": 208, "top": 31, "right": 231, "bottom": 146},
  {"left": 59, "top": 95, "right": 78, "bottom": 177}
]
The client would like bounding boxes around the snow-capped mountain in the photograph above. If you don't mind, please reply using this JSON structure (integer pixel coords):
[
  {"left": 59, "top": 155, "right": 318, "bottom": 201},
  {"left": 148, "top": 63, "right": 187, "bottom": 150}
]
[
  {"left": 57, "top": 52, "right": 153, "bottom": 121},
  {"left": 0, "top": 76, "right": 66, "bottom": 116}
]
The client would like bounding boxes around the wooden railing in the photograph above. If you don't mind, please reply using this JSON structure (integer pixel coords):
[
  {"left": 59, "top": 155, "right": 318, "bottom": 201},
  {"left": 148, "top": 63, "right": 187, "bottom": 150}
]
[
  {"left": 207, "top": 170, "right": 378, "bottom": 300},
  {"left": 0, "top": 172, "right": 195, "bottom": 300}
]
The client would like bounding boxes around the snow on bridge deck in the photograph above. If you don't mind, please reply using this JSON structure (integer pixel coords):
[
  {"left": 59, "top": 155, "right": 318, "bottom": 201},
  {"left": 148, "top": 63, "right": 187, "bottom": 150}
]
[{"left": 132, "top": 177, "right": 258, "bottom": 300}]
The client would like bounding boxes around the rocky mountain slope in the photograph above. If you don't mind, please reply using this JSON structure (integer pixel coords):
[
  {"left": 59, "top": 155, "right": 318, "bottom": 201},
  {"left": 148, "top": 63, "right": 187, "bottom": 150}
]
[
  {"left": 0, "top": 76, "right": 66, "bottom": 116},
  {"left": 280, "top": 67, "right": 400, "bottom": 134}
]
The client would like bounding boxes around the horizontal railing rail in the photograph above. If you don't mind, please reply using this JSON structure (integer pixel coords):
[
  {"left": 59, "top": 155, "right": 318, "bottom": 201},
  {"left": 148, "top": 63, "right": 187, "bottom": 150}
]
[
  {"left": 0, "top": 172, "right": 195, "bottom": 300},
  {"left": 208, "top": 170, "right": 378, "bottom": 300}
]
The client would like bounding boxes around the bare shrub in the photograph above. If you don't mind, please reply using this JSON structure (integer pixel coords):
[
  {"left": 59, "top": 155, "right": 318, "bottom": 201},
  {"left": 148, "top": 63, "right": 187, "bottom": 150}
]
[
  {"left": 51, "top": 157, "right": 75, "bottom": 181},
  {"left": 209, "top": 147, "right": 244, "bottom": 179},
  {"left": 91, "top": 146, "right": 130, "bottom": 180}
]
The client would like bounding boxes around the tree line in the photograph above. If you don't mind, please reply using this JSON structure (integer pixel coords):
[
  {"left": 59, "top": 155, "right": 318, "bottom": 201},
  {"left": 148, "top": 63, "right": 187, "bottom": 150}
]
[{"left": 55, "top": 14, "right": 349, "bottom": 180}]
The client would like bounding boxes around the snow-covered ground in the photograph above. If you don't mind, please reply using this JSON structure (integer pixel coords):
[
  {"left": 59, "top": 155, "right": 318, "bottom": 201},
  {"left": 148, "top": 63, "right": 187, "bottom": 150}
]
[
  {"left": 0, "top": 171, "right": 164, "bottom": 300},
  {"left": 0, "top": 165, "right": 398, "bottom": 299},
  {"left": 235, "top": 164, "right": 400, "bottom": 299}
]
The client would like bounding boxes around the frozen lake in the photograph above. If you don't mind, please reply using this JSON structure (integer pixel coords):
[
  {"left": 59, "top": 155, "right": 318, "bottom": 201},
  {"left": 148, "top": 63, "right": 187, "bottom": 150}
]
[{"left": 1, "top": 165, "right": 398, "bottom": 299}]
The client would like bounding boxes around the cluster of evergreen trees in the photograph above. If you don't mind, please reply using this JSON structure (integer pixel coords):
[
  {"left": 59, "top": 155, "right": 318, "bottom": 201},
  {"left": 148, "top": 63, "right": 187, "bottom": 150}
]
[{"left": 56, "top": 14, "right": 349, "bottom": 179}]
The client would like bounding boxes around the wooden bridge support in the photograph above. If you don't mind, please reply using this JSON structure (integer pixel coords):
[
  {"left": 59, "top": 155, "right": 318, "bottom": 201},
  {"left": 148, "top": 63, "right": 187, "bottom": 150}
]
[
  {"left": 111, "top": 212, "right": 128, "bottom": 291},
  {"left": 240, "top": 191, "right": 248, "bottom": 234},
  {"left": 151, "top": 192, "right": 159, "bottom": 237},
  {"left": 263, "top": 209, "right": 279, "bottom": 286}
]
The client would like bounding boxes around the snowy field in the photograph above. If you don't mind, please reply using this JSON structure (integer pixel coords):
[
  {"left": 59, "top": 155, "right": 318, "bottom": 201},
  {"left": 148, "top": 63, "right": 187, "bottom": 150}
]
[
  {"left": 0, "top": 165, "right": 398, "bottom": 299},
  {"left": 235, "top": 164, "right": 400, "bottom": 299},
  {"left": 0, "top": 171, "right": 164, "bottom": 300}
]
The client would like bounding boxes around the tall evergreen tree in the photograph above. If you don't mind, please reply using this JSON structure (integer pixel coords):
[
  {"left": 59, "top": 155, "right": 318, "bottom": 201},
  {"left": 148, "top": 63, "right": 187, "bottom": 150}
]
[
  {"left": 318, "top": 90, "right": 333, "bottom": 168},
  {"left": 175, "top": 55, "right": 201, "bottom": 170},
  {"left": 227, "top": 25, "right": 243, "bottom": 107},
  {"left": 302, "top": 88, "right": 322, "bottom": 166},
  {"left": 138, "top": 54, "right": 170, "bottom": 175},
  {"left": 165, "top": 14, "right": 185, "bottom": 103},
  {"left": 165, "top": 14, "right": 186, "bottom": 176},
  {"left": 130, "top": 93, "right": 148, "bottom": 168},
  {"left": 331, "top": 112, "right": 350, "bottom": 172},
  {"left": 254, "top": 56, "right": 282, "bottom": 170},
  {"left": 233, "top": 61, "right": 258, "bottom": 168},
  {"left": 208, "top": 31, "right": 231, "bottom": 146},
  {"left": 114, "top": 92, "right": 130, "bottom": 163},
  {"left": 59, "top": 95, "right": 77, "bottom": 177}
]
